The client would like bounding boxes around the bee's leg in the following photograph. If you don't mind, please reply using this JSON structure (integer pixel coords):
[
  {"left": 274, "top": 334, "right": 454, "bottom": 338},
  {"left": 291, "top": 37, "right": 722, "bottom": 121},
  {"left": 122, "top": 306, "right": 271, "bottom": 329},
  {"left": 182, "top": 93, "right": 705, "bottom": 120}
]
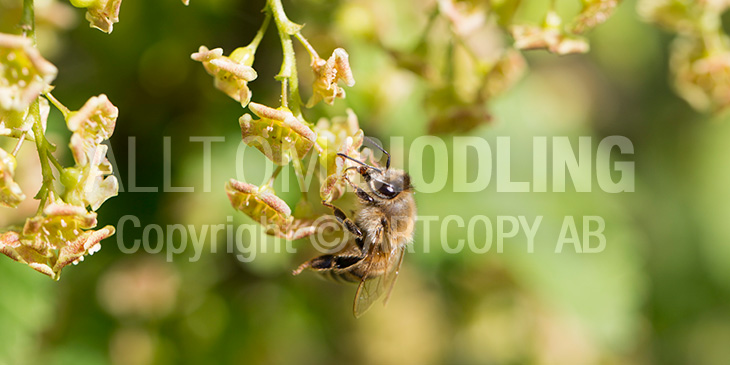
[
  {"left": 322, "top": 200, "right": 363, "bottom": 238},
  {"left": 343, "top": 175, "right": 375, "bottom": 204},
  {"left": 292, "top": 254, "right": 363, "bottom": 275}
]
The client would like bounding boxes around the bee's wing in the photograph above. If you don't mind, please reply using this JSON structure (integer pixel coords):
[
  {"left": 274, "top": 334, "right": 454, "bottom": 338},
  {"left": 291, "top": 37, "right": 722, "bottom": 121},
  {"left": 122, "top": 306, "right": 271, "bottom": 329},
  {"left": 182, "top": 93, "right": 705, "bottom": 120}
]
[
  {"left": 382, "top": 246, "right": 406, "bottom": 305},
  {"left": 353, "top": 246, "right": 406, "bottom": 318}
]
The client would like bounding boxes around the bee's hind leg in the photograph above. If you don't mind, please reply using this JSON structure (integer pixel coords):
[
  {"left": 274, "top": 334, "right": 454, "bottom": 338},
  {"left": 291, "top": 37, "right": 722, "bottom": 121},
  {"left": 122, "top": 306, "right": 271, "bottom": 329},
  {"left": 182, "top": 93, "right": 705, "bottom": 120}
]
[{"left": 292, "top": 254, "right": 363, "bottom": 275}]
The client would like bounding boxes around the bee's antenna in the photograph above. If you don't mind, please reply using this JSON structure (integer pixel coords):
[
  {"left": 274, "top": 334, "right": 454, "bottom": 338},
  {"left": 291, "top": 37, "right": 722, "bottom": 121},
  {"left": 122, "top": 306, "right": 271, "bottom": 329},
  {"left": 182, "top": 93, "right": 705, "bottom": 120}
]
[
  {"left": 363, "top": 136, "right": 390, "bottom": 170},
  {"left": 337, "top": 153, "right": 382, "bottom": 173}
]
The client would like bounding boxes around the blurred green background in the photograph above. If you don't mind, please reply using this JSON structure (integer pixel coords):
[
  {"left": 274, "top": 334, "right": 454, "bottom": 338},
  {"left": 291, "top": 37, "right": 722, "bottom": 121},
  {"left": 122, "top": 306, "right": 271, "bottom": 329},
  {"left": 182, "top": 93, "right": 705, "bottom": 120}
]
[{"left": 2, "top": 0, "right": 730, "bottom": 364}]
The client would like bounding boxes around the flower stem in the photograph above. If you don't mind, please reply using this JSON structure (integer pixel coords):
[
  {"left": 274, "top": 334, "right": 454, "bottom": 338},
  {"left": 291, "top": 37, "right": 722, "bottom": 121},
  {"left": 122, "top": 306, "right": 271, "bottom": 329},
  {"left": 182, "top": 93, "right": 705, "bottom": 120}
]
[
  {"left": 48, "top": 151, "right": 64, "bottom": 172},
  {"left": 294, "top": 33, "right": 319, "bottom": 62},
  {"left": 44, "top": 92, "right": 71, "bottom": 119},
  {"left": 291, "top": 155, "right": 308, "bottom": 201},
  {"left": 266, "top": 166, "right": 283, "bottom": 187},
  {"left": 20, "top": 0, "right": 54, "bottom": 213},
  {"left": 21, "top": 0, "right": 35, "bottom": 42},
  {"left": 267, "top": 0, "right": 302, "bottom": 117},
  {"left": 11, "top": 134, "right": 26, "bottom": 156},
  {"left": 30, "top": 99, "right": 55, "bottom": 213},
  {"left": 247, "top": 11, "right": 272, "bottom": 52}
]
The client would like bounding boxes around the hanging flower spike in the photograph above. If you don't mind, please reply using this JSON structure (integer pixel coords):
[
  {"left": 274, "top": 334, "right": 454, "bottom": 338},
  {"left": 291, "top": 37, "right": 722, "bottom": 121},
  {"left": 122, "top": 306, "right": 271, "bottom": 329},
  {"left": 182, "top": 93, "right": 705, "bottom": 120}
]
[
  {"left": 511, "top": 11, "right": 590, "bottom": 55},
  {"left": 191, "top": 46, "right": 258, "bottom": 107},
  {"left": 69, "top": 0, "right": 122, "bottom": 34},
  {"left": 0, "top": 201, "right": 115, "bottom": 280},
  {"left": 239, "top": 102, "right": 316, "bottom": 165},
  {"left": 66, "top": 94, "right": 117, "bottom": 166},
  {"left": 572, "top": 0, "right": 621, "bottom": 34},
  {"left": 0, "top": 33, "right": 57, "bottom": 112},
  {"left": 637, "top": 0, "right": 703, "bottom": 34},
  {"left": 0, "top": 147, "right": 25, "bottom": 208},
  {"left": 672, "top": 38, "right": 730, "bottom": 112},
  {"left": 307, "top": 48, "right": 355, "bottom": 107}
]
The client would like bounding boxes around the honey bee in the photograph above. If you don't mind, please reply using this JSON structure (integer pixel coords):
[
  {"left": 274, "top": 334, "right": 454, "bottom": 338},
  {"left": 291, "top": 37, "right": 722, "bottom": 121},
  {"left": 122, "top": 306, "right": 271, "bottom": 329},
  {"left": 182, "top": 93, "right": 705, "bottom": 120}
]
[{"left": 293, "top": 142, "right": 416, "bottom": 317}]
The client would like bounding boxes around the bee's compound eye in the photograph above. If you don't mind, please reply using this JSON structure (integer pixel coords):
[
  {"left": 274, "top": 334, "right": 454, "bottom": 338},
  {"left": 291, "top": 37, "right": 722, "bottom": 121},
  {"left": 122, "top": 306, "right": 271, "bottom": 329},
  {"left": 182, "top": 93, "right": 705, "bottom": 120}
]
[{"left": 374, "top": 181, "right": 398, "bottom": 199}]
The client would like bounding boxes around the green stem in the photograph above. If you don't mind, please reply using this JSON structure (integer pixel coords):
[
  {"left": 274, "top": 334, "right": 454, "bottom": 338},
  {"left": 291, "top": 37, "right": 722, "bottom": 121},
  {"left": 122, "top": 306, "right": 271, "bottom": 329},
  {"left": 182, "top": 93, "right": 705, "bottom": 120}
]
[
  {"left": 10, "top": 134, "right": 25, "bottom": 156},
  {"left": 20, "top": 0, "right": 54, "bottom": 213},
  {"left": 30, "top": 99, "right": 55, "bottom": 213},
  {"left": 48, "top": 151, "right": 64, "bottom": 173},
  {"left": 247, "top": 11, "right": 272, "bottom": 52},
  {"left": 294, "top": 32, "right": 319, "bottom": 62},
  {"left": 266, "top": 166, "right": 283, "bottom": 187},
  {"left": 44, "top": 92, "right": 71, "bottom": 119},
  {"left": 268, "top": 0, "right": 302, "bottom": 117},
  {"left": 291, "top": 155, "right": 308, "bottom": 202},
  {"left": 21, "top": 0, "right": 35, "bottom": 42}
]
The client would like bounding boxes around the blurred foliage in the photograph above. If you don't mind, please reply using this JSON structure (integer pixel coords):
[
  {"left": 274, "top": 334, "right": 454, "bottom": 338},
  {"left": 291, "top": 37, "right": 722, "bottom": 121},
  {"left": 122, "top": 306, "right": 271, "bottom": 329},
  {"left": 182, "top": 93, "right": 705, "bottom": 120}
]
[{"left": 1, "top": 0, "right": 730, "bottom": 364}]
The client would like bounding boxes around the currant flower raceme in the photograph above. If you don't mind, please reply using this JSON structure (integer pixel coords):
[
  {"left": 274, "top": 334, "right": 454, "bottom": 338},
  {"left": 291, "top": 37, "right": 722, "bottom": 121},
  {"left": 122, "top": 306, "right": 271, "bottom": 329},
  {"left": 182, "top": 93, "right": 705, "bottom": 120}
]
[
  {"left": 0, "top": 147, "right": 25, "bottom": 208},
  {"left": 0, "top": 201, "right": 115, "bottom": 280},
  {"left": 307, "top": 48, "right": 355, "bottom": 107},
  {"left": 639, "top": 0, "right": 730, "bottom": 112},
  {"left": 511, "top": 11, "right": 590, "bottom": 55},
  {"left": 672, "top": 38, "right": 730, "bottom": 112},
  {"left": 0, "top": 33, "right": 57, "bottom": 112},
  {"left": 191, "top": 46, "right": 258, "bottom": 107},
  {"left": 572, "top": 0, "right": 621, "bottom": 34}
]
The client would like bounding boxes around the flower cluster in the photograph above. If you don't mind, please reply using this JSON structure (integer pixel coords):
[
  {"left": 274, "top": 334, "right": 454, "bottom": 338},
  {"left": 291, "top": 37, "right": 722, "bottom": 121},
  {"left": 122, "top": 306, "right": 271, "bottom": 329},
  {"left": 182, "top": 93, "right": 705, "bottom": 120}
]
[
  {"left": 351, "top": 0, "right": 620, "bottom": 134},
  {"left": 509, "top": 0, "right": 619, "bottom": 54},
  {"left": 0, "top": 202, "right": 114, "bottom": 279},
  {"left": 1, "top": 31, "right": 119, "bottom": 279},
  {"left": 639, "top": 0, "right": 730, "bottom": 112},
  {"left": 193, "top": 0, "right": 363, "bottom": 240}
]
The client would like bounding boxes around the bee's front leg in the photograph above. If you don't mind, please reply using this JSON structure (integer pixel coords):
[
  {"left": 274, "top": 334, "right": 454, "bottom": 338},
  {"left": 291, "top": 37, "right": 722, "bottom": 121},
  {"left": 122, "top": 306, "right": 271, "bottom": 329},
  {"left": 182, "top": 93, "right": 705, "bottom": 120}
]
[
  {"left": 343, "top": 174, "right": 375, "bottom": 204},
  {"left": 322, "top": 200, "right": 363, "bottom": 238}
]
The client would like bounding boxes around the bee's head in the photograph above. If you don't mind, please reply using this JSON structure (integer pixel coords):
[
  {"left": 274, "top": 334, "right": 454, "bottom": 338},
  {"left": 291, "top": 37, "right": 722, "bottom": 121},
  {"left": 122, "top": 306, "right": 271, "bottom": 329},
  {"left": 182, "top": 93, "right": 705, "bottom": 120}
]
[
  {"left": 367, "top": 169, "right": 412, "bottom": 200},
  {"left": 337, "top": 139, "right": 413, "bottom": 200}
]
